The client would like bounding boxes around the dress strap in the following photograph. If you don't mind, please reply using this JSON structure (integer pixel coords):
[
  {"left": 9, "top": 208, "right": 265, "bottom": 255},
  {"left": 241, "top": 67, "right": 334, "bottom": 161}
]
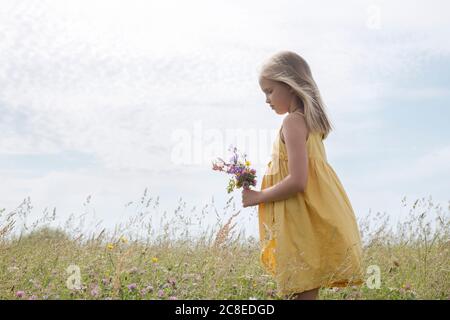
[{"left": 279, "top": 126, "right": 285, "bottom": 144}]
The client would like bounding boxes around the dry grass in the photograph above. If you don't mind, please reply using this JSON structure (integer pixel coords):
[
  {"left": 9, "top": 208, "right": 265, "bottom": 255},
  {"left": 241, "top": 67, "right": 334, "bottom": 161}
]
[{"left": 0, "top": 193, "right": 448, "bottom": 300}]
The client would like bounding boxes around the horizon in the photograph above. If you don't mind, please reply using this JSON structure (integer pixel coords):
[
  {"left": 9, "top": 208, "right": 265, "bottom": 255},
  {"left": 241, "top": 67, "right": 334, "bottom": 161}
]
[{"left": 1, "top": 0, "right": 449, "bottom": 240}]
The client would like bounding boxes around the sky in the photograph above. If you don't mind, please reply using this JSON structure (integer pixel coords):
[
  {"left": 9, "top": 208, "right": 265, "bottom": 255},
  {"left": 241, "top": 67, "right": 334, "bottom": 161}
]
[{"left": 0, "top": 0, "right": 449, "bottom": 240}]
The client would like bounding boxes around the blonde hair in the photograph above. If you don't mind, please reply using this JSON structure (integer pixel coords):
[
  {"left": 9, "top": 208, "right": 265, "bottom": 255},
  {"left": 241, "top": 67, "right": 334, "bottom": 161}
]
[{"left": 259, "top": 50, "right": 334, "bottom": 140}]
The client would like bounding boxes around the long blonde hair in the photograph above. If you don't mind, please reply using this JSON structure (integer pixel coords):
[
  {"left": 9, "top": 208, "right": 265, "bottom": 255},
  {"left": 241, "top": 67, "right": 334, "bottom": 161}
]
[{"left": 259, "top": 50, "right": 334, "bottom": 140}]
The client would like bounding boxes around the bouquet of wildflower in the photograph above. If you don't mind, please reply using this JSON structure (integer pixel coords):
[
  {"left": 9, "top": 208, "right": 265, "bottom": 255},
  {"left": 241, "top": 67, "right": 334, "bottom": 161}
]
[{"left": 212, "top": 145, "right": 257, "bottom": 193}]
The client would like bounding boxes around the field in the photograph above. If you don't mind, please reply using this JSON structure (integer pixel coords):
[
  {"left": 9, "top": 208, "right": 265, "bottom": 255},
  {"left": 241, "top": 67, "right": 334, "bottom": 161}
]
[{"left": 1, "top": 194, "right": 448, "bottom": 300}]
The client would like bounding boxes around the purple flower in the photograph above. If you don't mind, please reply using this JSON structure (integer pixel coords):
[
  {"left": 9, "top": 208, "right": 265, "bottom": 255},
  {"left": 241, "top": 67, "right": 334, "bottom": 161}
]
[
  {"left": 127, "top": 283, "right": 137, "bottom": 291},
  {"left": 90, "top": 285, "right": 99, "bottom": 297},
  {"left": 158, "top": 289, "right": 165, "bottom": 298},
  {"left": 16, "top": 291, "right": 25, "bottom": 298}
]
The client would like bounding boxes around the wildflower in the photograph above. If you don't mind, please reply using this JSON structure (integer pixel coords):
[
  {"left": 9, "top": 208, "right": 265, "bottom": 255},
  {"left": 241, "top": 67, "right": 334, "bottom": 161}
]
[
  {"left": 127, "top": 283, "right": 137, "bottom": 291},
  {"left": 90, "top": 285, "right": 99, "bottom": 297},
  {"left": 119, "top": 236, "right": 128, "bottom": 244},
  {"left": 212, "top": 146, "right": 257, "bottom": 194},
  {"left": 212, "top": 161, "right": 225, "bottom": 171},
  {"left": 158, "top": 289, "right": 165, "bottom": 298},
  {"left": 169, "top": 296, "right": 178, "bottom": 300},
  {"left": 140, "top": 288, "right": 147, "bottom": 296},
  {"left": 151, "top": 257, "right": 159, "bottom": 263},
  {"left": 28, "top": 295, "right": 37, "bottom": 300},
  {"left": 167, "top": 277, "right": 177, "bottom": 287},
  {"left": 16, "top": 291, "right": 25, "bottom": 298},
  {"left": 106, "top": 243, "right": 115, "bottom": 250},
  {"left": 128, "top": 267, "right": 139, "bottom": 274}
]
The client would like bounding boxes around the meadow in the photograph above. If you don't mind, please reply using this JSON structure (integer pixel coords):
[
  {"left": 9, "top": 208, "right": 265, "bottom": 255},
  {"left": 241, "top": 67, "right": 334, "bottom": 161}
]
[{"left": 1, "top": 193, "right": 448, "bottom": 300}]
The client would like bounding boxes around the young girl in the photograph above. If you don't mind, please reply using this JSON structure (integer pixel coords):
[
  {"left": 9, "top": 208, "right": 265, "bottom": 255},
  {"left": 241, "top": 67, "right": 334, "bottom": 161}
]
[{"left": 241, "top": 51, "right": 364, "bottom": 300}]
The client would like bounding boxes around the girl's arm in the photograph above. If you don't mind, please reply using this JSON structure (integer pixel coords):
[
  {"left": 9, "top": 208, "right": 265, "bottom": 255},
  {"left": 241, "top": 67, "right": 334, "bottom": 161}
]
[
  {"left": 259, "top": 114, "right": 308, "bottom": 203},
  {"left": 259, "top": 174, "right": 304, "bottom": 203}
]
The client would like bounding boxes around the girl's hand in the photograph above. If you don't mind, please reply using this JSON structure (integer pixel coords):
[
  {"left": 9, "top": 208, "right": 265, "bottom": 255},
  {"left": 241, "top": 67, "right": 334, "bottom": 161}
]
[{"left": 241, "top": 188, "right": 262, "bottom": 208}]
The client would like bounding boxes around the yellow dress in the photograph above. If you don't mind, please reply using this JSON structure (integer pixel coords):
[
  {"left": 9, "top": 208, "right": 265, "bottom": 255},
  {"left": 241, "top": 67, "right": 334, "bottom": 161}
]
[{"left": 258, "top": 114, "right": 364, "bottom": 297}]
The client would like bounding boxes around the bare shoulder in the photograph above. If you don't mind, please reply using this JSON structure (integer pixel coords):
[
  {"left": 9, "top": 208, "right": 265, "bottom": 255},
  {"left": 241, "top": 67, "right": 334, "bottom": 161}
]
[{"left": 281, "top": 112, "right": 309, "bottom": 143}]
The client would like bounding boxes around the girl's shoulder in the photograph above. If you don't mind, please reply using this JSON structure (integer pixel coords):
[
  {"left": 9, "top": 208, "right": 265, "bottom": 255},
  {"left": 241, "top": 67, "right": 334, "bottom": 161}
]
[{"left": 280, "top": 111, "right": 309, "bottom": 144}]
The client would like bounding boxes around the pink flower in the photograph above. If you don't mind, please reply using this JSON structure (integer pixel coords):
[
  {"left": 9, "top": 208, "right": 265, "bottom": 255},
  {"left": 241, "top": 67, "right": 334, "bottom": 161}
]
[
  {"left": 212, "top": 161, "right": 224, "bottom": 171},
  {"left": 158, "top": 289, "right": 165, "bottom": 298},
  {"left": 16, "top": 291, "right": 25, "bottom": 298},
  {"left": 167, "top": 277, "right": 177, "bottom": 287},
  {"left": 169, "top": 296, "right": 178, "bottom": 300}
]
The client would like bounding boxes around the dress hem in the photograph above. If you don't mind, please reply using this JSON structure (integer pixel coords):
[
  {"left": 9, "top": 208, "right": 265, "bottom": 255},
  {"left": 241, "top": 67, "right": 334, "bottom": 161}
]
[{"left": 277, "top": 278, "right": 365, "bottom": 298}]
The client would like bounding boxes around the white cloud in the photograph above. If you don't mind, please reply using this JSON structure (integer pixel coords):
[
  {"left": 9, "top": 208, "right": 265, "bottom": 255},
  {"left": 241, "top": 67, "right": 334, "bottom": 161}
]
[
  {"left": 368, "top": 145, "right": 450, "bottom": 185},
  {"left": 0, "top": 0, "right": 448, "bottom": 236}
]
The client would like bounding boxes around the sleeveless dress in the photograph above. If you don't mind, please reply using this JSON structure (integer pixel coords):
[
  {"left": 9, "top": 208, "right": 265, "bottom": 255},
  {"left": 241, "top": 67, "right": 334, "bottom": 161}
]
[{"left": 258, "top": 112, "right": 364, "bottom": 296}]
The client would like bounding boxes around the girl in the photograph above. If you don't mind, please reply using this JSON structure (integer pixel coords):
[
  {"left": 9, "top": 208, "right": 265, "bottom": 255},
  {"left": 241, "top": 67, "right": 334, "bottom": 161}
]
[{"left": 241, "top": 51, "right": 364, "bottom": 300}]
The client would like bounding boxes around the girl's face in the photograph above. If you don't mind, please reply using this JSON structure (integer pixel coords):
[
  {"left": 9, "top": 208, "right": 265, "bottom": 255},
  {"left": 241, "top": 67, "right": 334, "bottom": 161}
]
[{"left": 259, "top": 77, "right": 293, "bottom": 115}]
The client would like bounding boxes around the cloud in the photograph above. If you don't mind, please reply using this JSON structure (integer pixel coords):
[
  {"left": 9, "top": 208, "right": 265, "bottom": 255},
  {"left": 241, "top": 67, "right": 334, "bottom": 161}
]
[
  {"left": 0, "top": 0, "right": 448, "bottom": 237},
  {"left": 370, "top": 145, "right": 450, "bottom": 185}
]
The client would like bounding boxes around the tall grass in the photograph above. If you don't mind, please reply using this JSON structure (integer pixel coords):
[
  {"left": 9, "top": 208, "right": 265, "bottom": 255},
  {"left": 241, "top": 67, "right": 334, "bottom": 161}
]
[{"left": 0, "top": 193, "right": 448, "bottom": 300}]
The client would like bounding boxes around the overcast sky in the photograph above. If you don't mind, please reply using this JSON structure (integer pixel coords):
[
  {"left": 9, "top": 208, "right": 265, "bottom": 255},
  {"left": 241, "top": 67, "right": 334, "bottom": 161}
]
[{"left": 1, "top": 0, "right": 449, "bottom": 239}]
